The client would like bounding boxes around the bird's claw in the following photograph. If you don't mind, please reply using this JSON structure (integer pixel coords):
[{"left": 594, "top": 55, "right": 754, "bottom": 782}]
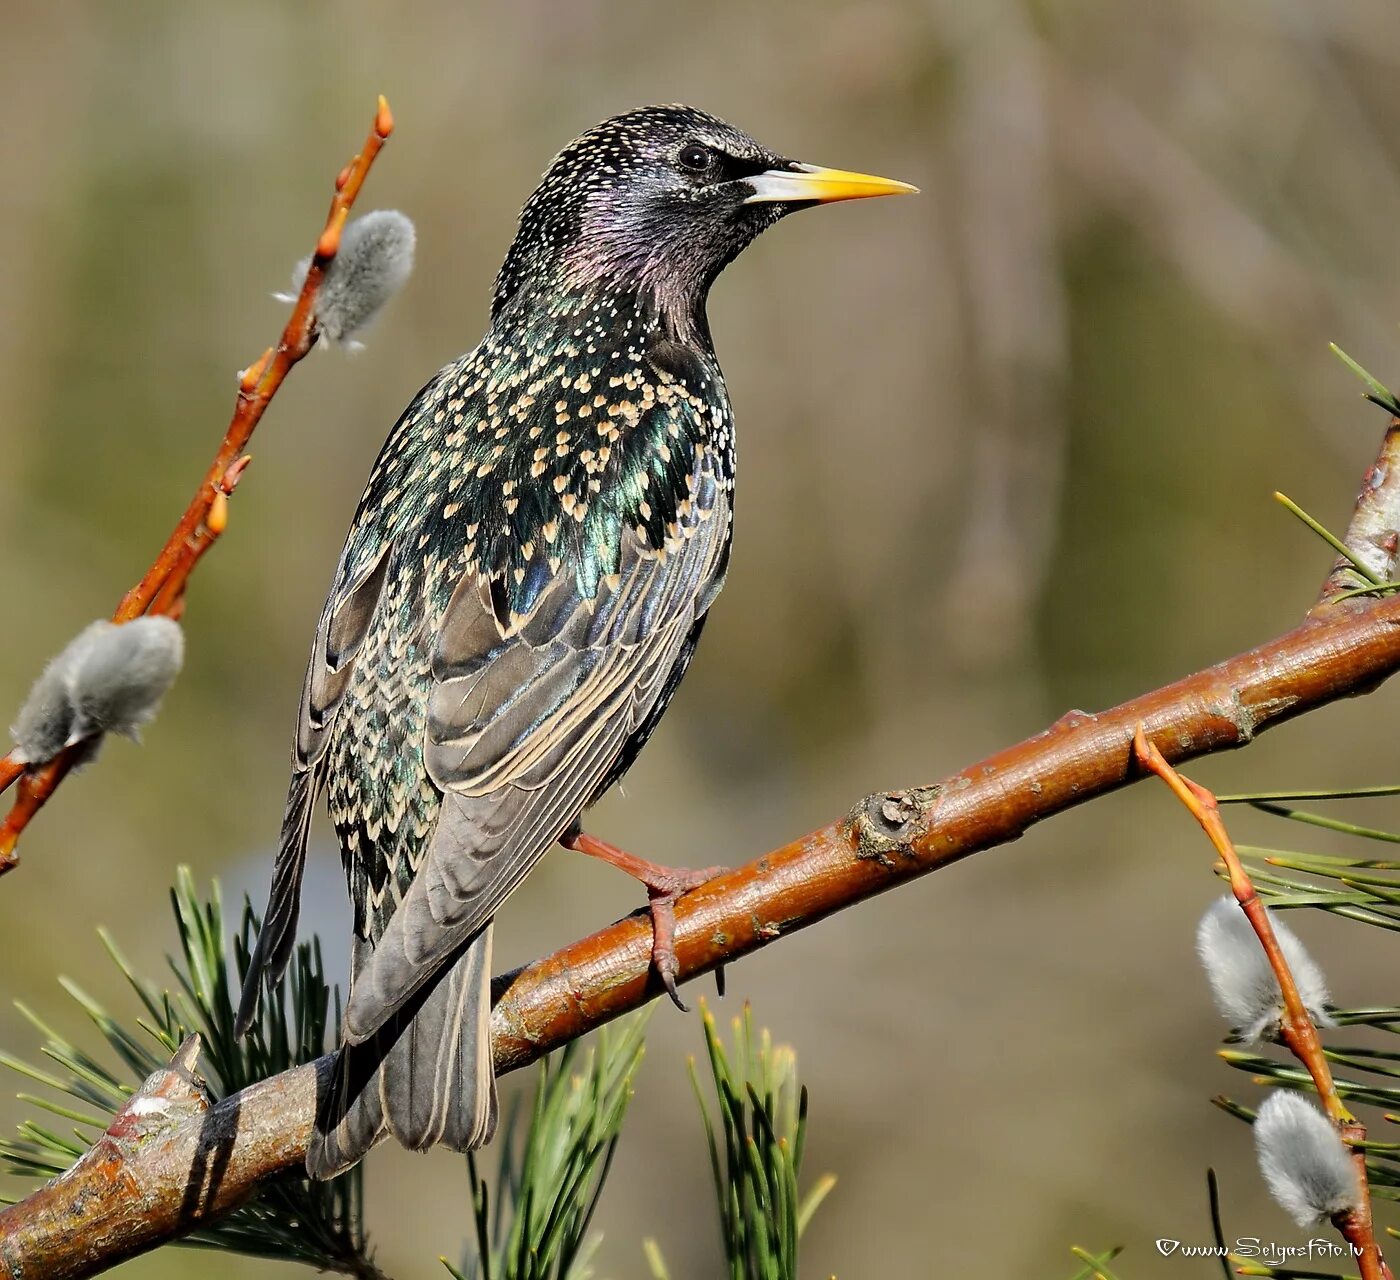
[
  {"left": 560, "top": 828, "right": 725, "bottom": 1012},
  {"left": 642, "top": 864, "right": 724, "bottom": 1012},
  {"left": 650, "top": 898, "right": 687, "bottom": 1011}
]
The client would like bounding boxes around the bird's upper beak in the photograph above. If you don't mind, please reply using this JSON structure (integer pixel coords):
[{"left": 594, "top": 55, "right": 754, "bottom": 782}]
[{"left": 742, "top": 162, "right": 918, "bottom": 205}]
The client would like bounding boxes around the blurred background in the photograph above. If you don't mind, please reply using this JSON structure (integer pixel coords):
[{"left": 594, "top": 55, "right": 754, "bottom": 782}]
[{"left": 6, "top": 1, "right": 1400, "bottom": 1275}]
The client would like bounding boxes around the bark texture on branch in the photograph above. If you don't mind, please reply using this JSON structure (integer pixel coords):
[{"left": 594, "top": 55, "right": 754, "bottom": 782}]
[
  {"left": 0, "top": 1038, "right": 331, "bottom": 1280},
  {"left": 490, "top": 589, "right": 1400, "bottom": 1070},
  {"left": 8, "top": 585, "right": 1400, "bottom": 1278},
  {"left": 1315, "top": 418, "right": 1400, "bottom": 609}
]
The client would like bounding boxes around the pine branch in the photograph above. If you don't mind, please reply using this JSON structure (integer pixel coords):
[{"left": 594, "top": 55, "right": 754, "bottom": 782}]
[
  {"left": 0, "top": 873, "right": 377, "bottom": 1279},
  {"left": 448, "top": 1015, "right": 648, "bottom": 1280},
  {"left": 677, "top": 1000, "right": 834, "bottom": 1280}
]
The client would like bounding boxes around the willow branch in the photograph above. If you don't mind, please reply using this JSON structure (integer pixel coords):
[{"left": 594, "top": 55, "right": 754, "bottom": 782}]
[
  {"left": 0, "top": 96, "right": 395, "bottom": 873},
  {"left": 1133, "top": 729, "right": 1391, "bottom": 1280}
]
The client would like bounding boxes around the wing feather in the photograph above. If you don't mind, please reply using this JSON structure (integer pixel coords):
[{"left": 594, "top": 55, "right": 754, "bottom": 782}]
[
  {"left": 235, "top": 544, "right": 393, "bottom": 1037},
  {"left": 342, "top": 474, "right": 728, "bottom": 1041}
]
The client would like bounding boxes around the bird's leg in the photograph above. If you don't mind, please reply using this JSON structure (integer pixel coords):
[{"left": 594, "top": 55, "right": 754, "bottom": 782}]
[{"left": 560, "top": 821, "right": 724, "bottom": 1011}]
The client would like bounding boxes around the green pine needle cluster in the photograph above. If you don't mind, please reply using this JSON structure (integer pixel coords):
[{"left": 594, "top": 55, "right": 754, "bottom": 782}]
[
  {"left": 1, "top": 863, "right": 849, "bottom": 1280},
  {"left": 659, "top": 999, "right": 834, "bottom": 1280},
  {"left": 448, "top": 1013, "right": 649, "bottom": 1280},
  {"left": 0, "top": 867, "right": 375, "bottom": 1275},
  {"left": 1066, "top": 1246, "right": 1126, "bottom": 1280}
]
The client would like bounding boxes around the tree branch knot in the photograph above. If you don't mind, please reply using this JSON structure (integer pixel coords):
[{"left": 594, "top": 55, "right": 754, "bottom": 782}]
[
  {"left": 106, "top": 1034, "right": 210, "bottom": 1146},
  {"left": 848, "top": 786, "right": 940, "bottom": 868}
]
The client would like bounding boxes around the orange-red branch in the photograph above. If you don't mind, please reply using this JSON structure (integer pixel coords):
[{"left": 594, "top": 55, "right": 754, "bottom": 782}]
[
  {"left": 1131, "top": 728, "right": 1349, "bottom": 1121},
  {"left": 0, "top": 98, "right": 394, "bottom": 872},
  {"left": 0, "top": 759, "right": 74, "bottom": 872},
  {"left": 489, "top": 596, "right": 1400, "bottom": 1071},
  {"left": 114, "top": 96, "right": 392, "bottom": 624}
]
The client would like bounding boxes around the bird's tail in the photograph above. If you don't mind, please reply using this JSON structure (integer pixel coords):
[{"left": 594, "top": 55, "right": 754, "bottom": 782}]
[
  {"left": 307, "top": 924, "right": 498, "bottom": 1179},
  {"left": 235, "top": 764, "right": 317, "bottom": 1040}
]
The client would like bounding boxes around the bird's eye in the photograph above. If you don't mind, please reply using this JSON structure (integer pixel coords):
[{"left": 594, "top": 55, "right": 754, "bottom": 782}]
[{"left": 678, "top": 143, "right": 716, "bottom": 173}]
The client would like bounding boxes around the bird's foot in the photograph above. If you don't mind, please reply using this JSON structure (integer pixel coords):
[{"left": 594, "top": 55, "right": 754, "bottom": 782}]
[{"left": 561, "top": 827, "right": 724, "bottom": 1011}]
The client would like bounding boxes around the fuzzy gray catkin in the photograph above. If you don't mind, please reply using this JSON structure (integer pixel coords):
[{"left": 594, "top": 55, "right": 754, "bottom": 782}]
[
  {"left": 67, "top": 617, "right": 184, "bottom": 742},
  {"left": 10, "top": 622, "right": 110, "bottom": 763},
  {"left": 1254, "top": 1091, "right": 1361, "bottom": 1227},
  {"left": 281, "top": 210, "right": 416, "bottom": 347},
  {"left": 10, "top": 617, "right": 184, "bottom": 764},
  {"left": 1195, "top": 897, "right": 1334, "bottom": 1042}
]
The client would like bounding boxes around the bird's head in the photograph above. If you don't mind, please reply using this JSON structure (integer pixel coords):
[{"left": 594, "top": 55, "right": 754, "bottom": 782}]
[{"left": 492, "top": 105, "right": 915, "bottom": 340}]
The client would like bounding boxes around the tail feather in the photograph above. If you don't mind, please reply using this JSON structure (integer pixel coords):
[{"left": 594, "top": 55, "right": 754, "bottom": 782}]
[
  {"left": 235, "top": 766, "right": 315, "bottom": 1039},
  {"left": 307, "top": 925, "right": 498, "bottom": 1179}
]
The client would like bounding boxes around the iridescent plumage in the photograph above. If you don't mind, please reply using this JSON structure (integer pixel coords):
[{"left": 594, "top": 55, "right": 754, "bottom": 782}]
[{"left": 236, "top": 105, "right": 913, "bottom": 1177}]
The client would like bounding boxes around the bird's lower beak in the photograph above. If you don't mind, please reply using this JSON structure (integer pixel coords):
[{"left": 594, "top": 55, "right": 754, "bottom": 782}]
[{"left": 743, "top": 162, "right": 918, "bottom": 205}]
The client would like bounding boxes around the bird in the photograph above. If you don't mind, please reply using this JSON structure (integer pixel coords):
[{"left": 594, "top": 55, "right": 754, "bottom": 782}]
[{"left": 235, "top": 104, "right": 914, "bottom": 1179}]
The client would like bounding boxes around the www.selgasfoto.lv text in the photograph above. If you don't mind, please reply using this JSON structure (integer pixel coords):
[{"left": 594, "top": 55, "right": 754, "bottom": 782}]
[{"left": 1156, "top": 1238, "right": 1360, "bottom": 1264}]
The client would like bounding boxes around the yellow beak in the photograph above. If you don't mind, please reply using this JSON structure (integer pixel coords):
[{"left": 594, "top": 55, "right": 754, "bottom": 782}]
[{"left": 743, "top": 162, "right": 919, "bottom": 205}]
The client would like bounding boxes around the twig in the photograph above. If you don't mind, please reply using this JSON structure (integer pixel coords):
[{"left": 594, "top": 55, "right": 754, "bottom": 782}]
[
  {"left": 1132, "top": 728, "right": 1349, "bottom": 1120},
  {"left": 0, "top": 96, "right": 395, "bottom": 874},
  {"left": 1132, "top": 726, "right": 1391, "bottom": 1280}
]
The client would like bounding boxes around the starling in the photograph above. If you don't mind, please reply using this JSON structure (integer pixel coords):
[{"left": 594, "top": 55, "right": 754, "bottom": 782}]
[{"left": 236, "top": 104, "right": 914, "bottom": 1178}]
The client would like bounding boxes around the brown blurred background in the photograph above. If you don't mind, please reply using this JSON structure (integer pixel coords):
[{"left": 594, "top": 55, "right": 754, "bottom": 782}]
[{"left": 6, "top": 2, "right": 1400, "bottom": 1276}]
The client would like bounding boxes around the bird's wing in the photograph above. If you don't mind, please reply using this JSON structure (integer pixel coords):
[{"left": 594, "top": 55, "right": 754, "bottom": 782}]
[
  {"left": 234, "top": 541, "right": 393, "bottom": 1036},
  {"left": 237, "top": 364, "right": 466, "bottom": 1045},
  {"left": 342, "top": 450, "right": 729, "bottom": 1043}
]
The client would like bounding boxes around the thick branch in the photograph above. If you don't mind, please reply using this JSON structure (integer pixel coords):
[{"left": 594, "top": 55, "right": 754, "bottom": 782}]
[
  {"left": 0, "top": 1039, "right": 327, "bottom": 1279},
  {"left": 9, "top": 587, "right": 1400, "bottom": 1277}
]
